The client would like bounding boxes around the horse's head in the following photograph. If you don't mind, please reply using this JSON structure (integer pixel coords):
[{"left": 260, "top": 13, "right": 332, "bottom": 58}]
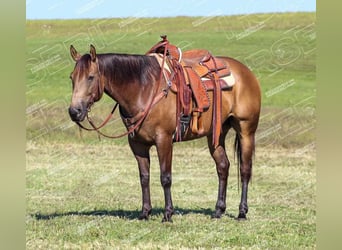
[{"left": 68, "top": 45, "right": 104, "bottom": 122}]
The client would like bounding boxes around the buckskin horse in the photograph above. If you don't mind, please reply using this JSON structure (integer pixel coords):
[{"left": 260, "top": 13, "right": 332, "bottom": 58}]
[{"left": 68, "top": 36, "right": 261, "bottom": 222}]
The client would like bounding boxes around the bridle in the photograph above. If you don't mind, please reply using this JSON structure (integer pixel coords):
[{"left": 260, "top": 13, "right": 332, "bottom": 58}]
[{"left": 75, "top": 42, "right": 170, "bottom": 139}]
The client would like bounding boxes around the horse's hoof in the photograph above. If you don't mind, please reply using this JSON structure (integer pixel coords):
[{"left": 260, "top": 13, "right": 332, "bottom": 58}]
[
  {"left": 211, "top": 211, "right": 223, "bottom": 219},
  {"left": 138, "top": 213, "right": 149, "bottom": 220},
  {"left": 236, "top": 213, "right": 247, "bottom": 221},
  {"left": 161, "top": 215, "right": 173, "bottom": 223}
]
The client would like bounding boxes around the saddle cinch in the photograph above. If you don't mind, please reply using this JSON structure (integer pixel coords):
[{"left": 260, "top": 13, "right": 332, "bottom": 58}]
[{"left": 147, "top": 35, "right": 235, "bottom": 148}]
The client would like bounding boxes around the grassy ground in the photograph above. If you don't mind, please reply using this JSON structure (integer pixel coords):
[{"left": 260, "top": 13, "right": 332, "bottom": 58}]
[
  {"left": 26, "top": 13, "right": 316, "bottom": 249},
  {"left": 26, "top": 141, "right": 315, "bottom": 249}
]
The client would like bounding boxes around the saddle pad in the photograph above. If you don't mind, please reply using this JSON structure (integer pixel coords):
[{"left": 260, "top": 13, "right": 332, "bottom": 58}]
[
  {"left": 148, "top": 53, "right": 172, "bottom": 79},
  {"left": 202, "top": 73, "right": 235, "bottom": 88}
]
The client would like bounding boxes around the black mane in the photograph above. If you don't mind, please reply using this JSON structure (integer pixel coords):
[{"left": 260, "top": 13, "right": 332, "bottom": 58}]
[{"left": 97, "top": 53, "right": 160, "bottom": 85}]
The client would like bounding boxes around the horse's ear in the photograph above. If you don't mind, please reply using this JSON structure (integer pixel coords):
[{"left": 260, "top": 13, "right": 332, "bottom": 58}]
[
  {"left": 70, "top": 45, "right": 81, "bottom": 61},
  {"left": 90, "top": 44, "right": 97, "bottom": 62}
]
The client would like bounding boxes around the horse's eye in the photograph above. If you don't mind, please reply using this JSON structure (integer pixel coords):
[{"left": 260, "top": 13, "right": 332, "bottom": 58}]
[{"left": 88, "top": 75, "right": 94, "bottom": 82}]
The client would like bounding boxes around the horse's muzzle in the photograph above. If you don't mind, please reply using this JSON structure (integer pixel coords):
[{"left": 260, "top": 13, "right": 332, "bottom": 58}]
[{"left": 68, "top": 106, "right": 87, "bottom": 122}]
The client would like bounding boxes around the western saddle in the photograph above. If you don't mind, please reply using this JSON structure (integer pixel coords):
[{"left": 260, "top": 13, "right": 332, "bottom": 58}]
[{"left": 146, "top": 35, "right": 234, "bottom": 148}]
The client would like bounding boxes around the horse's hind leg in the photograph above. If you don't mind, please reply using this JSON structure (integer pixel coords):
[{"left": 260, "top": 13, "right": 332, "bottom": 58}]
[
  {"left": 207, "top": 124, "right": 230, "bottom": 218},
  {"left": 235, "top": 120, "right": 257, "bottom": 220},
  {"left": 128, "top": 139, "right": 152, "bottom": 220}
]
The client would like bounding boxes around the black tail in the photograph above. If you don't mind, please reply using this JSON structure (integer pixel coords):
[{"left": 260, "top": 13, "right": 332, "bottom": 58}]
[{"left": 234, "top": 133, "right": 242, "bottom": 192}]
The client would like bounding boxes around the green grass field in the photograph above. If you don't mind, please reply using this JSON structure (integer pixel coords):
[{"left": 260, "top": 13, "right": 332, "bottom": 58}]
[{"left": 26, "top": 13, "right": 316, "bottom": 249}]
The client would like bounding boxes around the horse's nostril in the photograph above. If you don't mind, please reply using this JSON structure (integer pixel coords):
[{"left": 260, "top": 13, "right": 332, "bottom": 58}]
[
  {"left": 68, "top": 107, "right": 77, "bottom": 115},
  {"left": 68, "top": 106, "right": 82, "bottom": 120}
]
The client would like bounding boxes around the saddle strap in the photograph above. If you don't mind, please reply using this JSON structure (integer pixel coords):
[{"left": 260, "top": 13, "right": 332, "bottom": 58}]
[
  {"left": 212, "top": 73, "right": 222, "bottom": 148},
  {"left": 203, "top": 55, "right": 222, "bottom": 148},
  {"left": 170, "top": 59, "right": 191, "bottom": 142}
]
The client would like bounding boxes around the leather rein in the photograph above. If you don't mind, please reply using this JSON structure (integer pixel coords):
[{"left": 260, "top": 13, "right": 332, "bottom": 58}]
[{"left": 75, "top": 42, "right": 170, "bottom": 139}]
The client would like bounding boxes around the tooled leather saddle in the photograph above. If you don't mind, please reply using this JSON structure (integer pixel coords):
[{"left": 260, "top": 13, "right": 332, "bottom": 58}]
[{"left": 146, "top": 35, "right": 234, "bottom": 148}]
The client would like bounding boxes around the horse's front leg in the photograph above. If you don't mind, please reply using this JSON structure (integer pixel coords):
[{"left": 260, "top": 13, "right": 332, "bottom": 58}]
[
  {"left": 156, "top": 135, "right": 174, "bottom": 222},
  {"left": 128, "top": 138, "right": 152, "bottom": 220}
]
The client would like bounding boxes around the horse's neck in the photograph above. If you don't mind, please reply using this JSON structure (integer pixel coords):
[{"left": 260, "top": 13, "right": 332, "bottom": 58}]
[{"left": 99, "top": 54, "right": 156, "bottom": 117}]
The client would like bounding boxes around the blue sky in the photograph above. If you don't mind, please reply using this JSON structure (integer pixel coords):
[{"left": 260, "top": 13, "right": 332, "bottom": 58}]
[{"left": 26, "top": 0, "right": 316, "bottom": 20}]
